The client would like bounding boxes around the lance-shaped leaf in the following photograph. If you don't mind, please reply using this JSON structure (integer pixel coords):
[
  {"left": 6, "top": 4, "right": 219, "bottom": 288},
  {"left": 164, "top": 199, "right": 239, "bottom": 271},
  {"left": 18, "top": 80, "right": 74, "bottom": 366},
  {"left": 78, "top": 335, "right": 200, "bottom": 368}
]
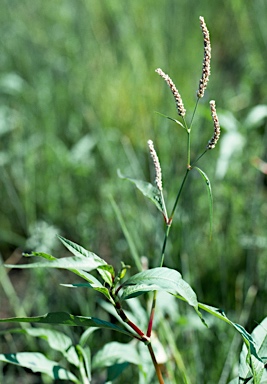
[
  {"left": 198, "top": 302, "right": 265, "bottom": 382},
  {"left": 0, "top": 328, "right": 79, "bottom": 367},
  {"left": 5, "top": 256, "right": 106, "bottom": 273},
  {"left": 21, "top": 251, "right": 109, "bottom": 284},
  {"left": 155, "top": 111, "right": 186, "bottom": 129},
  {"left": 118, "top": 170, "right": 165, "bottom": 214},
  {"left": 0, "top": 312, "right": 134, "bottom": 338},
  {"left": 238, "top": 316, "right": 267, "bottom": 383},
  {"left": 194, "top": 167, "right": 213, "bottom": 238},
  {"left": 121, "top": 267, "right": 198, "bottom": 310},
  {"left": 61, "top": 282, "right": 114, "bottom": 304},
  {"left": 0, "top": 352, "right": 79, "bottom": 382}
]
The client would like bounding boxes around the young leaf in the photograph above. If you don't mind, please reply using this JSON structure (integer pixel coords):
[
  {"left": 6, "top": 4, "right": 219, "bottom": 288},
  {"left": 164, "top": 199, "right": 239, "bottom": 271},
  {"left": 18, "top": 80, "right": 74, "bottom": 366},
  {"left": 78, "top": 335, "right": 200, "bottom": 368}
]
[
  {"left": 121, "top": 267, "right": 198, "bottom": 309},
  {"left": 0, "top": 312, "right": 134, "bottom": 338},
  {"left": 0, "top": 352, "right": 79, "bottom": 382},
  {"left": 92, "top": 341, "right": 141, "bottom": 369},
  {"left": 97, "top": 264, "right": 115, "bottom": 287},
  {"left": 193, "top": 167, "right": 213, "bottom": 237},
  {"left": 117, "top": 169, "right": 165, "bottom": 214}
]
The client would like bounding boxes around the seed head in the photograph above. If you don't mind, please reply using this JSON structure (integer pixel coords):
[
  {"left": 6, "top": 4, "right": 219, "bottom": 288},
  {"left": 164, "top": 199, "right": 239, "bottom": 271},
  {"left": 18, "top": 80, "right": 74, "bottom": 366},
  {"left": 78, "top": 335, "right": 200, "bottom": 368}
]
[
  {"left": 155, "top": 68, "right": 186, "bottom": 117},
  {"left": 197, "top": 16, "right": 211, "bottom": 99},
  {"left": 147, "top": 139, "right": 163, "bottom": 191},
  {"left": 207, "top": 100, "right": 220, "bottom": 149}
]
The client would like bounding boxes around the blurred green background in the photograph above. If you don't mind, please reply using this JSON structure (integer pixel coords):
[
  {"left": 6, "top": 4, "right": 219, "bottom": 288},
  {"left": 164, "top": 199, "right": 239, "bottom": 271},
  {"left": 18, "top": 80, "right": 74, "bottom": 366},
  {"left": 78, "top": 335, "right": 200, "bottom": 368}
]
[{"left": 1, "top": 0, "right": 267, "bottom": 383}]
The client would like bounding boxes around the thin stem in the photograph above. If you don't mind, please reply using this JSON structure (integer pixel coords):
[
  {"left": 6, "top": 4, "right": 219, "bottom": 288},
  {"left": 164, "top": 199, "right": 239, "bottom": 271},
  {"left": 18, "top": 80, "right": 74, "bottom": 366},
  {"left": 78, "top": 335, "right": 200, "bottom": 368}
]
[
  {"left": 147, "top": 170, "right": 189, "bottom": 337},
  {"left": 189, "top": 98, "right": 200, "bottom": 129},
  {"left": 147, "top": 342, "right": 165, "bottom": 384},
  {"left": 170, "top": 169, "right": 190, "bottom": 220},
  {"left": 191, "top": 149, "right": 208, "bottom": 167},
  {"left": 112, "top": 293, "right": 149, "bottom": 342}
]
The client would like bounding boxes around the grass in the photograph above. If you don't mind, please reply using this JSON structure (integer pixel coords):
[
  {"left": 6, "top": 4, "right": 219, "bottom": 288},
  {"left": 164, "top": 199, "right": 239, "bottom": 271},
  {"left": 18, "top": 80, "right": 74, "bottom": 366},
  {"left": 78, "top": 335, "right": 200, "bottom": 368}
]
[{"left": 1, "top": 1, "right": 267, "bottom": 383}]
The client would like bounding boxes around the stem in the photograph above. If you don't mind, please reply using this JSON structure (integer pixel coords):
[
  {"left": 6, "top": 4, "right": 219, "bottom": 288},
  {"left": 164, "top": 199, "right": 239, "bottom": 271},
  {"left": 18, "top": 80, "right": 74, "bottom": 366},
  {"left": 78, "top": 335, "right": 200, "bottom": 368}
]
[
  {"left": 189, "top": 98, "right": 199, "bottom": 129},
  {"left": 112, "top": 293, "right": 149, "bottom": 342},
  {"left": 191, "top": 149, "right": 208, "bottom": 167},
  {"left": 170, "top": 169, "right": 190, "bottom": 220},
  {"left": 147, "top": 170, "right": 189, "bottom": 337},
  {"left": 147, "top": 342, "right": 165, "bottom": 384}
]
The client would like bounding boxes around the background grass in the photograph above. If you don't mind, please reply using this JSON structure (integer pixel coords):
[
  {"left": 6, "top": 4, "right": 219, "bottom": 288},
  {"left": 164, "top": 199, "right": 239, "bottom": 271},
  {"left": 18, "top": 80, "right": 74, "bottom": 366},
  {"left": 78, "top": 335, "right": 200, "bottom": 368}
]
[{"left": 1, "top": 0, "right": 267, "bottom": 383}]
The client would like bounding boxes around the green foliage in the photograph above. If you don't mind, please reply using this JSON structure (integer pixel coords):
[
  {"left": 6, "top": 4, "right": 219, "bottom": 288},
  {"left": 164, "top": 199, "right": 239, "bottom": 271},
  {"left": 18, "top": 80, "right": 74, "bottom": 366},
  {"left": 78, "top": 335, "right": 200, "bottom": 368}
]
[{"left": 1, "top": 1, "right": 267, "bottom": 383}]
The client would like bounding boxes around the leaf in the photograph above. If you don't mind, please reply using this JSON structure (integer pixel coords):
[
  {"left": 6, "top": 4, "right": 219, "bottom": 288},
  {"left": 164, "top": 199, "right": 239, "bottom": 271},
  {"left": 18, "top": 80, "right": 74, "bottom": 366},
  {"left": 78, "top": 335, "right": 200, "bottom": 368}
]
[
  {"left": 121, "top": 267, "right": 198, "bottom": 309},
  {"left": 107, "top": 362, "right": 129, "bottom": 381},
  {"left": 0, "top": 352, "right": 78, "bottom": 382},
  {"left": 193, "top": 167, "right": 213, "bottom": 238},
  {"left": 58, "top": 235, "right": 107, "bottom": 264},
  {"left": 154, "top": 111, "right": 186, "bottom": 129},
  {"left": 61, "top": 282, "right": 114, "bottom": 303},
  {"left": 117, "top": 169, "right": 165, "bottom": 214},
  {"left": 5, "top": 256, "right": 106, "bottom": 273},
  {"left": 97, "top": 264, "right": 115, "bottom": 287},
  {"left": 20, "top": 252, "right": 106, "bottom": 284},
  {"left": 0, "top": 312, "right": 134, "bottom": 338},
  {"left": 198, "top": 302, "right": 265, "bottom": 381},
  {"left": 238, "top": 316, "right": 267, "bottom": 383},
  {"left": 23, "top": 252, "right": 56, "bottom": 261},
  {"left": 2, "top": 328, "right": 79, "bottom": 367},
  {"left": 92, "top": 342, "right": 141, "bottom": 369},
  {"left": 76, "top": 344, "right": 92, "bottom": 383}
]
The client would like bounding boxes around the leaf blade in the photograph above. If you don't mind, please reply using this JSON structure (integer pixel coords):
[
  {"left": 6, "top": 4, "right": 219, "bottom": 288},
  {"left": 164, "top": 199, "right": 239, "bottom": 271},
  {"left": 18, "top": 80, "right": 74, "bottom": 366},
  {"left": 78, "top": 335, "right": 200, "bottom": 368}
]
[
  {"left": 194, "top": 167, "right": 213, "bottom": 238},
  {"left": 0, "top": 312, "right": 134, "bottom": 338},
  {"left": 0, "top": 352, "right": 79, "bottom": 382},
  {"left": 121, "top": 267, "right": 198, "bottom": 309}
]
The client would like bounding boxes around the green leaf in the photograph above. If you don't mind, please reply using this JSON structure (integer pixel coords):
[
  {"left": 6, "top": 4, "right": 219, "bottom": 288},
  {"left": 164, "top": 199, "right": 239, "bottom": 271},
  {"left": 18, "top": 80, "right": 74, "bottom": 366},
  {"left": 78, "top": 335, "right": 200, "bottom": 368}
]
[
  {"left": 1, "top": 328, "right": 79, "bottom": 367},
  {"left": 0, "top": 352, "right": 78, "bottom": 382},
  {"left": 97, "top": 264, "right": 115, "bottom": 287},
  {"left": 92, "top": 342, "right": 141, "bottom": 369},
  {"left": 0, "top": 312, "right": 134, "bottom": 338},
  {"left": 5, "top": 256, "right": 106, "bottom": 273},
  {"left": 79, "top": 328, "right": 98, "bottom": 348},
  {"left": 194, "top": 167, "right": 213, "bottom": 238},
  {"left": 154, "top": 111, "right": 186, "bottom": 129},
  {"left": 198, "top": 302, "right": 265, "bottom": 381},
  {"left": 121, "top": 267, "right": 198, "bottom": 309},
  {"left": 61, "top": 282, "right": 114, "bottom": 303},
  {"left": 58, "top": 235, "right": 107, "bottom": 263},
  {"left": 238, "top": 316, "right": 267, "bottom": 383},
  {"left": 76, "top": 344, "right": 92, "bottom": 383},
  {"left": 107, "top": 362, "right": 129, "bottom": 381},
  {"left": 23, "top": 252, "right": 56, "bottom": 261},
  {"left": 117, "top": 170, "right": 165, "bottom": 214}
]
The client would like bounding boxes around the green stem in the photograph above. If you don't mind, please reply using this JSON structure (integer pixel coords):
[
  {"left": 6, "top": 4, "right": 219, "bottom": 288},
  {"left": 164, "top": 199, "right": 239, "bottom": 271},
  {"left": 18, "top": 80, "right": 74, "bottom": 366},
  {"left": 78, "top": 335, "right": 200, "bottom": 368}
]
[
  {"left": 189, "top": 98, "right": 199, "bottom": 130},
  {"left": 170, "top": 169, "right": 190, "bottom": 220},
  {"left": 191, "top": 149, "right": 208, "bottom": 167},
  {"left": 147, "top": 169, "right": 189, "bottom": 337}
]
